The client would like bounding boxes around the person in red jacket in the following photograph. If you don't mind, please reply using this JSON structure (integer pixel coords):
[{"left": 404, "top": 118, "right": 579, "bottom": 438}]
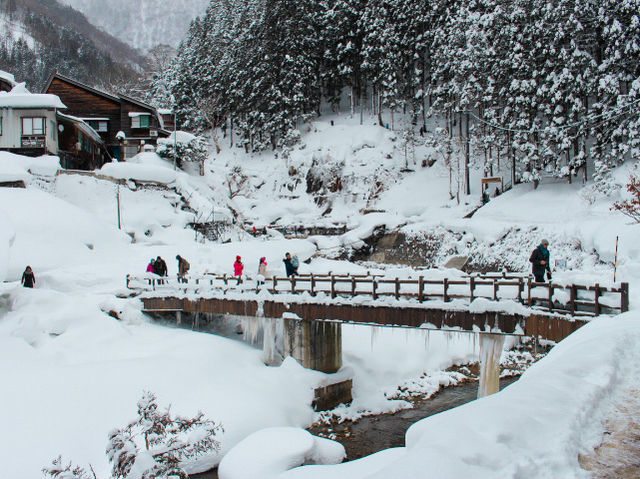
[{"left": 233, "top": 255, "right": 244, "bottom": 279}]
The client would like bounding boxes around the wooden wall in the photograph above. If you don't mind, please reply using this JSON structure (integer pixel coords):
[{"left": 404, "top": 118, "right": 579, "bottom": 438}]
[{"left": 46, "top": 78, "right": 121, "bottom": 147}]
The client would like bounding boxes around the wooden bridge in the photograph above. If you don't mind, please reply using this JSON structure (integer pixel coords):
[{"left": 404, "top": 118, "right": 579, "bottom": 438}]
[
  {"left": 129, "top": 272, "right": 629, "bottom": 323},
  {"left": 130, "top": 272, "right": 629, "bottom": 408}
]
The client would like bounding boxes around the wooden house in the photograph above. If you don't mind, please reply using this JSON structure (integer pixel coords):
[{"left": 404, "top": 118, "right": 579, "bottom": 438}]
[
  {"left": 56, "top": 112, "right": 110, "bottom": 170},
  {"left": 43, "top": 72, "right": 170, "bottom": 161},
  {"left": 0, "top": 89, "right": 65, "bottom": 156}
]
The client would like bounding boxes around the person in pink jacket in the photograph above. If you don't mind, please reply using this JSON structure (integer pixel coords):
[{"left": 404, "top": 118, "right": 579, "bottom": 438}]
[{"left": 233, "top": 255, "right": 244, "bottom": 278}]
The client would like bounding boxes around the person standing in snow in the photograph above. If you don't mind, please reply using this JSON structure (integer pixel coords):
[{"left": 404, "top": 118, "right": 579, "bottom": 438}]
[
  {"left": 529, "top": 239, "right": 552, "bottom": 283},
  {"left": 283, "top": 253, "right": 297, "bottom": 277},
  {"left": 233, "top": 256, "right": 244, "bottom": 281},
  {"left": 21, "top": 266, "right": 35, "bottom": 288},
  {"left": 146, "top": 259, "right": 155, "bottom": 274},
  {"left": 176, "top": 255, "right": 190, "bottom": 283}
]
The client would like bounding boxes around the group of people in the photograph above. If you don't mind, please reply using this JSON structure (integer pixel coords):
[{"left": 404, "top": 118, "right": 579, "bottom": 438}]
[
  {"left": 232, "top": 252, "right": 299, "bottom": 280},
  {"left": 146, "top": 255, "right": 190, "bottom": 282}
]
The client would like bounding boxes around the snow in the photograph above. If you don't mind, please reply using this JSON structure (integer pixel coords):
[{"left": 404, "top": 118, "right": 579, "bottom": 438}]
[
  {"left": 218, "top": 427, "right": 345, "bottom": 479},
  {"left": 160, "top": 130, "right": 197, "bottom": 144},
  {"left": 100, "top": 159, "right": 178, "bottom": 184},
  {"left": 0, "top": 69, "right": 16, "bottom": 86},
  {"left": 1, "top": 112, "right": 639, "bottom": 479},
  {"left": 0, "top": 87, "right": 66, "bottom": 109}
]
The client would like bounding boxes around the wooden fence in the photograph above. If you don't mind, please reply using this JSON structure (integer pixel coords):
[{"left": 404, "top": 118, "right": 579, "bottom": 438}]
[{"left": 128, "top": 272, "right": 629, "bottom": 317}]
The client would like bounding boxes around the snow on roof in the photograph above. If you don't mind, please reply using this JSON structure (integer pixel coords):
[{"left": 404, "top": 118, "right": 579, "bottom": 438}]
[
  {"left": 0, "top": 85, "right": 66, "bottom": 109},
  {"left": 157, "top": 108, "right": 173, "bottom": 115},
  {"left": 80, "top": 117, "right": 110, "bottom": 121},
  {"left": 128, "top": 111, "right": 152, "bottom": 118},
  {"left": 158, "top": 130, "right": 197, "bottom": 144},
  {"left": 57, "top": 112, "right": 103, "bottom": 143},
  {"left": 0, "top": 70, "right": 16, "bottom": 86}
]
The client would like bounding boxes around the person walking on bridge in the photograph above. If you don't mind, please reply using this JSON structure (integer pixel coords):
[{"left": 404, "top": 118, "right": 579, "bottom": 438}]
[
  {"left": 283, "top": 252, "right": 297, "bottom": 277},
  {"left": 176, "top": 255, "right": 190, "bottom": 283},
  {"left": 234, "top": 255, "right": 244, "bottom": 281},
  {"left": 529, "top": 239, "right": 551, "bottom": 283}
]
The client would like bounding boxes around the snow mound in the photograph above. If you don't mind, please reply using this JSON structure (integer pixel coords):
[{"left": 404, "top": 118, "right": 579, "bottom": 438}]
[
  {"left": 218, "top": 427, "right": 345, "bottom": 479},
  {"left": 100, "top": 160, "right": 177, "bottom": 184},
  {"left": 0, "top": 152, "right": 59, "bottom": 182}
]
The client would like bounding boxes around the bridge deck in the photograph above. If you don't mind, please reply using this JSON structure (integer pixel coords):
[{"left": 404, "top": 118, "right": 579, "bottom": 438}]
[{"left": 141, "top": 296, "right": 589, "bottom": 343}]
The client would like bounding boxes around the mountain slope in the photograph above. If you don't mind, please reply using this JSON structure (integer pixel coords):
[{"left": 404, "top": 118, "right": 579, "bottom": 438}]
[
  {"left": 58, "top": 0, "right": 210, "bottom": 52},
  {"left": 0, "top": 0, "right": 143, "bottom": 92}
]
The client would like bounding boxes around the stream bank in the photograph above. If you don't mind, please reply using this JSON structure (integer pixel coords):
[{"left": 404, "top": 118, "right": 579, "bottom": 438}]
[{"left": 309, "top": 376, "right": 519, "bottom": 461}]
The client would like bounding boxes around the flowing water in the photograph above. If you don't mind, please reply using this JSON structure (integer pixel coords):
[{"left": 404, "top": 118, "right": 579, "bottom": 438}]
[
  {"left": 309, "top": 376, "right": 519, "bottom": 461},
  {"left": 192, "top": 376, "right": 519, "bottom": 478}
]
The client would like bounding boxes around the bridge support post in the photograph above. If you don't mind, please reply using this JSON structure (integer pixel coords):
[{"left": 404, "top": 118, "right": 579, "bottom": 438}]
[
  {"left": 283, "top": 315, "right": 342, "bottom": 373},
  {"left": 478, "top": 333, "right": 505, "bottom": 399}
]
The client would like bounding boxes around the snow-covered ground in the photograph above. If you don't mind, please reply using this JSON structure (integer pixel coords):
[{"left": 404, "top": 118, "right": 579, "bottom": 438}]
[{"left": 1, "top": 113, "right": 639, "bottom": 478}]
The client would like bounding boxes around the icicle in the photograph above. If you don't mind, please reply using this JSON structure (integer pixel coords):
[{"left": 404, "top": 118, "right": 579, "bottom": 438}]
[
  {"left": 370, "top": 325, "right": 379, "bottom": 351},
  {"left": 243, "top": 317, "right": 261, "bottom": 345},
  {"left": 478, "top": 333, "right": 506, "bottom": 398}
]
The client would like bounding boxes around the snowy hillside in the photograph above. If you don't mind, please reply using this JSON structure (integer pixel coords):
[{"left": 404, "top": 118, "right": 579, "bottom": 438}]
[
  {"left": 1, "top": 113, "right": 639, "bottom": 478},
  {"left": 58, "top": 0, "right": 209, "bottom": 52}
]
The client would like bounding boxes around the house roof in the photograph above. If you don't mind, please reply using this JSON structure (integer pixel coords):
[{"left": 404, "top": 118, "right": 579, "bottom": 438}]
[
  {"left": 0, "top": 70, "right": 16, "bottom": 87},
  {"left": 0, "top": 91, "right": 66, "bottom": 109},
  {"left": 43, "top": 72, "right": 120, "bottom": 103},
  {"left": 57, "top": 112, "right": 104, "bottom": 143}
]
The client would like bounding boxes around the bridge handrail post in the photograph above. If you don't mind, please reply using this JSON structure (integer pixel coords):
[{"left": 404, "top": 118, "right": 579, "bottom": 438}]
[
  {"left": 570, "top": 285, "right": 577, "bottom": 315},
  {"left": 291, "top": 276, "right": 296, "bottom": 294},
  {"left": 331, "top": 275, "right": 336, "bottom": 299},
  {"left": 395, "top": 277, "right": 400, "bottom": 300},
  {"left": 272, "top": 275, "right": 278, "bottom": 294},
  {"left": 518, "top": 278, "right": 524, "bottom": 303},
  {"left": 548, "top": 282, "right": 554, "bottom": 312},
  {"left": 527, "top": 278, "right": 533, "bottom": 306},
  {"left": 418, "top": 276, "right": 424, "bottom": 303},
  {"left": 126, "top": 274, "right": 130, "bottom": 289},
  {"left": 621, "top": 282, "right": 629, "bottom": 312},
  {"left": 223, "top": 273, "right": 228, "bottom": 286},
  {"left": 443, "top": 278, "right": 449, "bottom": 302},
  {"left": 311, "top": 274, "right": 315, "bottom": 296},
  {"left": 594, "top": 283, "right": 601, "bottom": 316},
  {"left": 351, "top": 277, "right": 356, "bottom": 297},
  {"left": 469, "top": 276, "right": 475, "bottom": 301},
  {"left": 493, "top": 280, "right": 499, "bottom": 301},
  {"left": 372, "top": 278, "right": 378, "bottom": 300}
]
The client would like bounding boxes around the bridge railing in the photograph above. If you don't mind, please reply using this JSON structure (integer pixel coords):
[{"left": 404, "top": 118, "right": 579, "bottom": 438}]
[{"left": 126, "top": 273, "right": 629, "bottom": 317}]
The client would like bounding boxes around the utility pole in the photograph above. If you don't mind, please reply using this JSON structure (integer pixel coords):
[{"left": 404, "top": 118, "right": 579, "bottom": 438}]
[{"left": 116, "top": 184, "right": 121, "bottom": 230}]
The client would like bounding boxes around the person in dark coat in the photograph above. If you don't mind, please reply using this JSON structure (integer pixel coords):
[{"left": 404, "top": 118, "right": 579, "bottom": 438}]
[
  {"left": 529, "top": 239, "right": 551, "bottom": 282},
  {"left": 21, "top": 266, "right": 35, "bottom": 288},
  {"left": 154, "top": 256, "right": 168, "bottom": 284},
  {"left": 283, "top": 252, "right": 296, "bottom": 277}
]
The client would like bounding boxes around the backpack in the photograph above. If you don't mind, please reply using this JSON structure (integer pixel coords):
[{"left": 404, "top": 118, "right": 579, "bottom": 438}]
[{"left": 291, "top": 257, "right": 299, "bottom": 268}]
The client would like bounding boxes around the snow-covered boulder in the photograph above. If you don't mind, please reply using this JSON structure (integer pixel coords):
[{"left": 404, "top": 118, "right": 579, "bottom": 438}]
[{"left": 218, "top": 427, "right": 345, "bottom": 479}]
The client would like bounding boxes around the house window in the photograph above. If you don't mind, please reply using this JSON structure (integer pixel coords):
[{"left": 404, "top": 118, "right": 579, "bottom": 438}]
[
  {"left": 22, "top": 117, "right": 46, "bottom": 135},
  {"left": 131, "top": 114, "right": 151, "bottom": 129},
  {"left": 86, "top": 120, "right": 108, "bottom": 132}
]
